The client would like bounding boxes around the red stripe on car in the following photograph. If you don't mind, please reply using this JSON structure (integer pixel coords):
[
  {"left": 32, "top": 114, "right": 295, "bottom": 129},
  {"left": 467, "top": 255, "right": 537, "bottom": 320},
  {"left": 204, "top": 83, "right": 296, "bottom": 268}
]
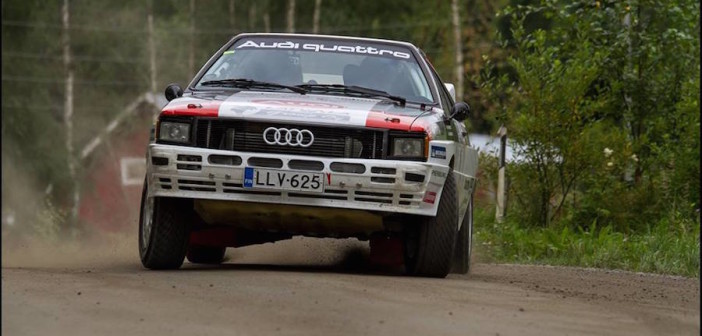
[
  {"left": 364, "top": 111, "right": 426, "bottom": 132},
  {"left": 161, "top": 100, "right": 220, "bottom": 117}
]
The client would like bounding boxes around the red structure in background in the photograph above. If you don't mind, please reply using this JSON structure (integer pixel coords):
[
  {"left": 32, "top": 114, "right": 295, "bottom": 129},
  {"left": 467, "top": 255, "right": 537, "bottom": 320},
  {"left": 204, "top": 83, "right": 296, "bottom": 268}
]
[{"left": 78, "top": 96, "right": 162, "bottom": 233}]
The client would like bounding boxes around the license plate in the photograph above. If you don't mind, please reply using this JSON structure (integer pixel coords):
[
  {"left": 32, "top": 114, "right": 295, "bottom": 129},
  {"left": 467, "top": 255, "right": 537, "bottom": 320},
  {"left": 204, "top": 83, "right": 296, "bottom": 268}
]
[{"left": 243, "top": 167, "right": 324, "bottom": 193}]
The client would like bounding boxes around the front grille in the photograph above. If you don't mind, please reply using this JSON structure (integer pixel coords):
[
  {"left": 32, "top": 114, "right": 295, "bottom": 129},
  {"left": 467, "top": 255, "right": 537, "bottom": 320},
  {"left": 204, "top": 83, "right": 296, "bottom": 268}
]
[{"left": 194, "top": 119, "right": 385, "bottom": 159}]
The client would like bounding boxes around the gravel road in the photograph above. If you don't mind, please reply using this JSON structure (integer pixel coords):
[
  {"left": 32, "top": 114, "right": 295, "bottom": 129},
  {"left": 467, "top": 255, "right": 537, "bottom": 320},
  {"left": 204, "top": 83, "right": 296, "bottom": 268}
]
[{"left": 2, "top": 236, "right": 699, "bottom": 336}]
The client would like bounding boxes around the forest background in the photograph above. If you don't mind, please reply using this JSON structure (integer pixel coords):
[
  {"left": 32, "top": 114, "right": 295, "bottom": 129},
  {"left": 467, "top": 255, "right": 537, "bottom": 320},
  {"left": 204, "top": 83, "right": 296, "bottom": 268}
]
[{"left": 2, "top": 0, "right": 699, "bottom": 276}]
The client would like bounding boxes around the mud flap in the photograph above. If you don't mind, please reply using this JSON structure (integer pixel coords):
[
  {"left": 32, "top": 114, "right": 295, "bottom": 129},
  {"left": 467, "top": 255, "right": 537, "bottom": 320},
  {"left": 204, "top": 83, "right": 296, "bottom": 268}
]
[{"left": 369, "top": 234, "right": 404, "bottom": 267}]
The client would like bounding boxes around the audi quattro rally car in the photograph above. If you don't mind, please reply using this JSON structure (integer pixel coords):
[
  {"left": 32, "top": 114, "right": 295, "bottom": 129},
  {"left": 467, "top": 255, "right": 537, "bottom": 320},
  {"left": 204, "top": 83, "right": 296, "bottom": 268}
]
[{"left": 139, "top": 33, "right": 479, "bottom": 278}]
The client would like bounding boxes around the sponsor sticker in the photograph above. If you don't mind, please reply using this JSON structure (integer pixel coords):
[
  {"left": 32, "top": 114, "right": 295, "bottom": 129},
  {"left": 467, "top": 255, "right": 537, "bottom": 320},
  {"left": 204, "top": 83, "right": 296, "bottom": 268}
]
[
  {"left": 431, "top": 170, "right": 447, "bottom": 179},
  {"left": 251, "top": 99, "right": 344, "bottom": 109},
  {"left": 218, "top": 94, "right": 372, "bottom": 126},
  {"left": 430, "top": 145, "right": 447, "bottom": 159},
  {"left": 244, "top": 167, "right": 255, "bottom": 188}
]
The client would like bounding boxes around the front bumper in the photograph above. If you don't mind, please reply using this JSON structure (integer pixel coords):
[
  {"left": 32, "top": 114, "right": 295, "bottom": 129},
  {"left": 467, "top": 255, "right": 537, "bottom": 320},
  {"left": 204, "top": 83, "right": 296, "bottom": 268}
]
[{"left": 146, "top": 144, "right": 450, "bottom": 217}]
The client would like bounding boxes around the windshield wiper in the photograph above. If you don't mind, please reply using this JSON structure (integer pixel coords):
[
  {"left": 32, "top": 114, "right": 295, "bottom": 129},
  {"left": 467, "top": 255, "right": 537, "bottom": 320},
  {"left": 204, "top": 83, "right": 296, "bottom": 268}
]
[
  {"left": 297, "top": 84, "right": 406, "bottom": 106},
  {"left": 200, "top": 78, "right": 307, "bottom": 95}
]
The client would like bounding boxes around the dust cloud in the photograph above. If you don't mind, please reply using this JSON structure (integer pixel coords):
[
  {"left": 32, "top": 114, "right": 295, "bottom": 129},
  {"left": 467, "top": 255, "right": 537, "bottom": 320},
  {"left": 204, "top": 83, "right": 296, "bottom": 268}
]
[
  {"left": 2, "top": 142, "right": 370, "bottom": 270},
  {"left": 2, "top": 230, "right": 370, "bottom": 270},
  {"left": 2, "top": 231, "right": 137, "bottom": 269},
  {"left": 230, "top": 237, "right": 370, "bottom": 267}
]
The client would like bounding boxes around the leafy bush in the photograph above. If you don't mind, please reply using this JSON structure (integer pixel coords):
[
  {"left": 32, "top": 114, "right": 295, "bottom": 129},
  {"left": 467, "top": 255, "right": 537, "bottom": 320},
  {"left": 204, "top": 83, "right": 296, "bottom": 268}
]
[{"left": 480, "top": 0, "right": 700, "bottom": 232}]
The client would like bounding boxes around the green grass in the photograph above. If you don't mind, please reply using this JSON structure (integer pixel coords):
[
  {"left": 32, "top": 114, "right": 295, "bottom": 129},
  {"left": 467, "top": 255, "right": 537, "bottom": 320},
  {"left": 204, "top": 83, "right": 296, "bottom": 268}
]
[{"left": 473, "top": 205, "right": 700, "bottom": 277}]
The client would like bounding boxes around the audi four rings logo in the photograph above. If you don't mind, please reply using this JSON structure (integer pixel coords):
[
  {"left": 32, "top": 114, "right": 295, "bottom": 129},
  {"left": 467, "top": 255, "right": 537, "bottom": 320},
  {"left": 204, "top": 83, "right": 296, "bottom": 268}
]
[{"left": 263, "top": 127, "right": 314, "bottom": 147}]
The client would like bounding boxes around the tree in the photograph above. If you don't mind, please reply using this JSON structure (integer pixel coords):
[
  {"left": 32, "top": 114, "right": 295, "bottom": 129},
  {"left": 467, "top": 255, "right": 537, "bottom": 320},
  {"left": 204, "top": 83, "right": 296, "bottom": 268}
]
[{"left": 481, "top": 0, "right": 700, "bottom": 229}]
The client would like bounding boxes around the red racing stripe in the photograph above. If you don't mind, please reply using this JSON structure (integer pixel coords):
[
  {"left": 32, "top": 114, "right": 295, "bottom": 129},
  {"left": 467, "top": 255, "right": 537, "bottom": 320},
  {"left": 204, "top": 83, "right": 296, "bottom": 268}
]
[
  {"left": 160, "top": 99, "right": 221, "bottom": 117},
  {"left": 364, "top": 111, "right": 427, "bottom": 132}
]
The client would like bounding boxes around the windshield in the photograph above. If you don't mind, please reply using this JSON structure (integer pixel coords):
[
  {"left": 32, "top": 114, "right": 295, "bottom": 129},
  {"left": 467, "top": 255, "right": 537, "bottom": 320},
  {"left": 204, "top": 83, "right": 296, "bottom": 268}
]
[{"left": 194, "top": 37, "right": 435, "bottom": 104}]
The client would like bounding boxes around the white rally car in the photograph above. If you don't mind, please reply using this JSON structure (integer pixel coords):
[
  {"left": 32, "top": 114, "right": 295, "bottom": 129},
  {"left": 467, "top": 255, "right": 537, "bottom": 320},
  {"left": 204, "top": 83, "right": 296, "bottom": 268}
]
[{"left": 139, "top": 33, "right": 478, "bottom": 277}]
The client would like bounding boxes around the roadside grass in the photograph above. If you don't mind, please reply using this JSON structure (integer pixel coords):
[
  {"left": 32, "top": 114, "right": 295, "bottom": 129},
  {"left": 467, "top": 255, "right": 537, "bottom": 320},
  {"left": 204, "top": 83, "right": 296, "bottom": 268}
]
[{"left": 473, "top": 204, "right": 700, "bottom": 278}]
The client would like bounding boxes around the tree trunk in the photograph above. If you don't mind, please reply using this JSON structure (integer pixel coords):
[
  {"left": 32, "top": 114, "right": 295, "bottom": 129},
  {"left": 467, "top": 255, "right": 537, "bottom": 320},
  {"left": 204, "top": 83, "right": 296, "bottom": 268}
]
[
  {"left": 188, "top": 0, "right": 195, "bottom": 77},
  {"left": 229, "top": 0, "right": 235, "bottom": 29},
  {"left": 287, "top": 0, "right": 295, "bottom": 33},
  {"left": 312, "top": 0, "right": 322, "bottom": 34},
  {"left": 62, "top": 0, "right": 78, "bottom": 227},
  {"left": 451, "top": 0, "right": 464, "bottom": 101},
  {"left": 248, "top": 2, "right": 257, "bottom": 31},
  {"left": 263, "top": 11, "right": 270, "bottom": 33},
  {"left": 147, "top": 0, "right": 157, "bottom": 93}
]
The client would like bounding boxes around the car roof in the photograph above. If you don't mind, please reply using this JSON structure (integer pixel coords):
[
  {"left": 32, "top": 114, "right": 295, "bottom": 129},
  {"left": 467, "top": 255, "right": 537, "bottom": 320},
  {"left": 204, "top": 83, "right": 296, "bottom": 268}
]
[{"left": 232, "top": 33, "right": 420, "bottom": 51}]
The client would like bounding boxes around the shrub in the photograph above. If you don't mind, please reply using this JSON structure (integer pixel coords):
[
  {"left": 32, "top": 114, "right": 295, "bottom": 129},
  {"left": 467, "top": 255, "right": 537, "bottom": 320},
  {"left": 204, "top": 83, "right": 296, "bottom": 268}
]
[{"left": 480, "top": 0, "right": 700, "bottom": 232}]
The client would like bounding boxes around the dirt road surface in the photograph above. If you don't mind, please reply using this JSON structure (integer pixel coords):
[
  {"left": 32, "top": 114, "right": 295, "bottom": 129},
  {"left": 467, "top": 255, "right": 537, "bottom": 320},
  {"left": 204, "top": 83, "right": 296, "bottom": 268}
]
[{"left": 2, "top": 236, "right": 699, "bottom": 336}]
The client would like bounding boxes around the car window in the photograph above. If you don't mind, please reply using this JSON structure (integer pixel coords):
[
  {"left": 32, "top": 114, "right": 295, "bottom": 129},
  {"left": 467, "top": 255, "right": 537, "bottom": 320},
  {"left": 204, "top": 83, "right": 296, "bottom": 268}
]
[
  {"left": 194, "top": 37, "right": 436, "bottom": 104},
  {"left": 432, "top": 71, "right": 454, "bottom": 113}
]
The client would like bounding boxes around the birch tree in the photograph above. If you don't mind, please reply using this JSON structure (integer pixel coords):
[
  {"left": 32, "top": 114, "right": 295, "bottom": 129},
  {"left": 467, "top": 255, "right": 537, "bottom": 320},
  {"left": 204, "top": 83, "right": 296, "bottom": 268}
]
[
  {"left": 188, "top": 0, "right": 195, "bottom": 77},
  {"left": 62, "top": 0, "right": 78, "bottom": 227},
  {"left": 313, "top": 0, "right": 322, "bottom": 34},
  {"left": 287, "top": 0, "right": 295, "bottom": 33},
  {"left": 229, "top": 0, "right": 235, "bottom": 29},
  {"left": 451, "top": 0, "right": 464, "bottom": 101},
  {"left": 248, "top": 2, "right": 257, "bottom": 31}
]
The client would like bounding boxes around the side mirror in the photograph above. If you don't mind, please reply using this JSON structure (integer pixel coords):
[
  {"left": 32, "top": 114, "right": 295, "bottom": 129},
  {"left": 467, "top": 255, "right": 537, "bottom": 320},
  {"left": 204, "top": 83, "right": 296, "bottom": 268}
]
[
  {"left": 164, "top": 83, "right": 183, "bottom": 101},
  {"left": 451, "top": 102, "right": 470, "bottom": 122},
  {"left": 444, "top": 83, "right": 456, "bottom": 101}
]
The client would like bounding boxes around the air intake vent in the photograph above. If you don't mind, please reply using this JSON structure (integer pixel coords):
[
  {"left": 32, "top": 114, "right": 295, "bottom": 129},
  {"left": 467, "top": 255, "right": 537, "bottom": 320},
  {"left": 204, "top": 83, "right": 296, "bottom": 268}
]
[
  {"left": 330, "top": 162, "right": 365, "bottom": 174},
  {"left": 288, "top": 160, "right": 324, "bottom": 171},
  {"left": 248, "top": 157, "right": 283, "bottom": 168}
]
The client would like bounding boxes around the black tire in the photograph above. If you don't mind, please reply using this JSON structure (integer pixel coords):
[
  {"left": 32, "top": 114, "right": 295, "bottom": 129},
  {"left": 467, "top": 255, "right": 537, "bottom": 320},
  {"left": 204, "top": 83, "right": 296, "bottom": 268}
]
[
  {"left": 451, "top": 196, "right": 473, "bottom": 274},
  {"left": 404, "top": 170, "right": 459, "bottom": 278},
  {"left": 139, "top": 180, "right": 192, "bottom": 270},
  {"left": 187, "top": 245, "right": 226, "bottom": 264}
]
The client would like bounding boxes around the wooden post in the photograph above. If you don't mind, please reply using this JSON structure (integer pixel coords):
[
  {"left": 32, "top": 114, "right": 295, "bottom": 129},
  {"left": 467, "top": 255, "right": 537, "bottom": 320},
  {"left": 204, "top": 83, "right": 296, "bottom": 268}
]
[
  {"left": 451, "top": 0, "right": 464, "bottom": 101},
  {"left": 312, "top": 0, "right": 322, "bottom": 34},
  {"left": 496, "top": 125, "right": 507, "bottom": 223},
  {"left": 62, "top": 0, "right": 78, "bottom": 228},
  {"left": 287, "top": 0, "right": 295, "bottom": 33}
]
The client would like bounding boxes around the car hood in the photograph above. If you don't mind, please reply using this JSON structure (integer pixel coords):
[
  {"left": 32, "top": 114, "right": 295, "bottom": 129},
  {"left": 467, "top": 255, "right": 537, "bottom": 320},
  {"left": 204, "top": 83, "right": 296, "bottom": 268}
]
[{"left": 161, "top": 90, "right": 443, "bottom": 133}]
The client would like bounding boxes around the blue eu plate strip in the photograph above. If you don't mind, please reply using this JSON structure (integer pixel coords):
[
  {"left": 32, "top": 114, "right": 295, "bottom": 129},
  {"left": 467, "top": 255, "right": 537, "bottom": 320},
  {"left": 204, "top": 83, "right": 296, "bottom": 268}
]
[{"left": 244, "top": 167, "right": 254, "bottom": 188}]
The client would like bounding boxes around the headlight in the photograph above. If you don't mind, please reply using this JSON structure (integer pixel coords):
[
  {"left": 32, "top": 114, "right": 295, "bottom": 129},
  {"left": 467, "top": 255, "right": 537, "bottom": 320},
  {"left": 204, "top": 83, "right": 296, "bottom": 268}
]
[
  {"left": 159, "top": 121, "right": 191, "bottom": 143},
  {"left": 392, "top": 138, "right": 424, "bottom": 157}
]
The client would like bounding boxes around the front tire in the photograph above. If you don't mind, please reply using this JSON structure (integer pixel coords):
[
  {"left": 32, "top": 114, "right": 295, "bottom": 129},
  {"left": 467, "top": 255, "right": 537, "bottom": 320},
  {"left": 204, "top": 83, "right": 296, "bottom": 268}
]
[
  {"left": 404, "top": 171, "right": 459, "bottom": 278},
  {"left": 139, "top": 180, "right": 192, "bottom": 270}
]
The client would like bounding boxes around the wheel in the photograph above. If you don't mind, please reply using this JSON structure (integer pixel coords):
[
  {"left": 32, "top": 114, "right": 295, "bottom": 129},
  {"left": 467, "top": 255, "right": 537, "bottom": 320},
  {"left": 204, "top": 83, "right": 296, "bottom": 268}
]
[
  {"left": 187, "top": 245, "right": 226, "bottom": 264},
  {"left": 139, "top": 180, "right": 192, "bottom": 270},
  {"left": 404, "top": 170, "right": 459, "bottom": 278},
  {"left": 451, "top": 195, "right": 473, "bottom": 274}
]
